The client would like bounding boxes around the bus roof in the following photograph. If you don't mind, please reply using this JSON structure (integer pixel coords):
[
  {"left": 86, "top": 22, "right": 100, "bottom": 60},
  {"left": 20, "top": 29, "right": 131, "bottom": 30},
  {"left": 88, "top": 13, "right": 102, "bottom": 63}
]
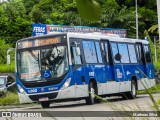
[
  {"left": 17, "top": 32, "right": 149, "bottom": 44},
  {"left": 67, "top": 33, "right": 149, "bottom": 44}
]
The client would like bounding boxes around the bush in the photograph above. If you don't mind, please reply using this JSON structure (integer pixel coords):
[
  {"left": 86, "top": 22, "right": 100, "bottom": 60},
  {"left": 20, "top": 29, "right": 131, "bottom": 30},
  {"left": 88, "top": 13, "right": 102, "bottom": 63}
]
[
  {"left": 0, "top": 91, "right": 19, "bottom": 106},
  {"left": 0, "top": 63, "right": 15, "bottom": 73},
  {"left": 154, "top": 62, "right": 160, "bottom": 70}
]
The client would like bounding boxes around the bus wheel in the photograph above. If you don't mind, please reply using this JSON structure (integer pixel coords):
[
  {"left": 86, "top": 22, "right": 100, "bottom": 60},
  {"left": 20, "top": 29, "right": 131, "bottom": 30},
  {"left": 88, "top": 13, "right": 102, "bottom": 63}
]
[
  {"left": 122, "top": 80, "right": 137, "bottom": 99},
  {"left": 85, "top": 82, "right": 95, "bottom": 105},
  {"left": 128, "top": 80, "right": 137, "bottom": 99},
  {"left": 40, "top": 101, "right": 50, "bottom": 108}
]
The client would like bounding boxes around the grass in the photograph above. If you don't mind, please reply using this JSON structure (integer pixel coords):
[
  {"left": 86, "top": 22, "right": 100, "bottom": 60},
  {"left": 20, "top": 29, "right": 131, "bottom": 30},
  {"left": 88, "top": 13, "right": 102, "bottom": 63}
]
[
  {"left": 0, "top": 63, "right": 15, "bottom": 73},
  {"left": 154, "top": 62, "right": 160, "bottom": 70},
  {"left": 137, "top": 84, "right": 160, "bottom": 94},
  {"left": 0, "top": 91, "right": 19, "bottom": 106}
]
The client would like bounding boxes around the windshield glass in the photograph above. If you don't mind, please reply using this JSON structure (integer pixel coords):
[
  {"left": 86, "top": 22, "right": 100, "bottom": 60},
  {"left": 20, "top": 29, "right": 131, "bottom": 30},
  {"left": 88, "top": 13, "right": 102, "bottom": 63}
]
[
  {"left": 17, "top": 46, "right": 69, "bottom": 81},
  {"left": 0, "top": 77, "right": 6, "bottom": 85},
  {"left": 18, "top": 50, "right": 41, "bottom": 81}
]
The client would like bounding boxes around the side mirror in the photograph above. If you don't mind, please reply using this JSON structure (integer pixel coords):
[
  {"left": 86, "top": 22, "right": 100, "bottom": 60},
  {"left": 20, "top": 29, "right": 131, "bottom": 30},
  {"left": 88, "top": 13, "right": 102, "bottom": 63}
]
[
  {"left": 115, "top": 53, "right": 121, "bottom": 61},
  {"left": 76, "top": 47, "right": 81, "bottom": 56}
]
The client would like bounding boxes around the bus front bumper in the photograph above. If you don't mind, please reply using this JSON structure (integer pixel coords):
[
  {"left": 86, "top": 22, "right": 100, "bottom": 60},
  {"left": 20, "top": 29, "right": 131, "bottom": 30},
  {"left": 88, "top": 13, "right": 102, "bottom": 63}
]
[{"left": 18, "top": 85, "right": 76, "bottom": 104}]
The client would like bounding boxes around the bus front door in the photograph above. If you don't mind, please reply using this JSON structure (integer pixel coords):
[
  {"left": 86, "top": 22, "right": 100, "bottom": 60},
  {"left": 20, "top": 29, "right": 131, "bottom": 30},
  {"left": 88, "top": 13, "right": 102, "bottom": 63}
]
[{"left": 70, "top": 38, "right": 87, "bottom": 98}]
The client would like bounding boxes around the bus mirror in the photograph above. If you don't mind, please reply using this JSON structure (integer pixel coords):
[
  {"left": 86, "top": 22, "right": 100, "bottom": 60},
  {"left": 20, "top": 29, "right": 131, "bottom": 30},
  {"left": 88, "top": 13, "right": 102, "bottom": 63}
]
[
  {"left": 76, "top": 47, "right": 81, "bottom": 56},
  {"left": 115, "top": 53, "right": 121, "bottom": 61}
]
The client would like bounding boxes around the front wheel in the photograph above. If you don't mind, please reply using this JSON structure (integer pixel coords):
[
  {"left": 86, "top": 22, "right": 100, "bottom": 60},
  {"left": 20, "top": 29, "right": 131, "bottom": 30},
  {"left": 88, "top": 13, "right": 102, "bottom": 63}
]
[
  {"left": 85, "top": 82, "right": 95, "bottom": 105},
  {"left": 41, "top": 101, "right": 50, "bottom": 108}
]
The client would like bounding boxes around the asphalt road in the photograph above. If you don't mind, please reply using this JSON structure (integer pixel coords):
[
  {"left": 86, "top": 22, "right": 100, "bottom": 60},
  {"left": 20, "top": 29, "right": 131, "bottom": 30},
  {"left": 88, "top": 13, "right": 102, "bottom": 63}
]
[{"left": 1, "top": 94, "right": 160, "bottom": 120}]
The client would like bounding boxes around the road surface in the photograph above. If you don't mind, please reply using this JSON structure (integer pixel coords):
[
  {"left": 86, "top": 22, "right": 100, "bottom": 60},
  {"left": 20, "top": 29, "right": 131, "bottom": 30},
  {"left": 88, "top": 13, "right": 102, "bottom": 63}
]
[{"left": 0, "top": 94, "right": 160, "bottom": 120}]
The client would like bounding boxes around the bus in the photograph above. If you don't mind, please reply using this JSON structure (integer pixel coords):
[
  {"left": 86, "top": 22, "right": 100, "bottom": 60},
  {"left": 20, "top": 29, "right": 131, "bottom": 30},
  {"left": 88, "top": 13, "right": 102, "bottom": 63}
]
[{"left": 16, "top": 33, "right": 155, "bottom": 108}]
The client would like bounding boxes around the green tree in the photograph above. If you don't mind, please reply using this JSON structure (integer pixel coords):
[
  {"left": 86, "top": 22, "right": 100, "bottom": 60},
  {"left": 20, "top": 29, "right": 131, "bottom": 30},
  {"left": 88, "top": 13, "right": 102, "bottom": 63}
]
[
  {"left": 76, "top": 0, "right": 102, "bottom": 21},
  {"left": 0, "top": 0, "right": 32, "bottom": 47}
]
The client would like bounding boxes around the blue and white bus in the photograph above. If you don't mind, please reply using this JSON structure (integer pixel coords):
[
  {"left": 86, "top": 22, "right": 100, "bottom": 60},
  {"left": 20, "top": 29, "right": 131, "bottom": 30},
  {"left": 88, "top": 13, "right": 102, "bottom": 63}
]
[{"left": 16, "top": 33, "right": 155, "bottom": 108}]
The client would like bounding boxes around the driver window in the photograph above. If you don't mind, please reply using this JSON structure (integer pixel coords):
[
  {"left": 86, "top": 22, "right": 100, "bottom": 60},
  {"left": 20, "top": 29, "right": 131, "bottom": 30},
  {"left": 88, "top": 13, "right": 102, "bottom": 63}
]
[{"left": 72, "top": 47, "right": 82, "bottom": 65}]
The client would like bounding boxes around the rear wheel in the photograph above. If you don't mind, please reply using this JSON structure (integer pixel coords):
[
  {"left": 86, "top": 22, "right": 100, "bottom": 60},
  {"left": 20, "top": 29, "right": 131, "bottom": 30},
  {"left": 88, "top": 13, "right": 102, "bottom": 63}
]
[
  {"left": 129, "top": 80, "right": 137, "bottom": 99},
  {"left": 85, "top": 82, "right": 95, "bottom": 105},
  {"left": 122, "top": 80, "right": 137, "bottom": 99},
  {"left": 41, "top": 101, "right": 50, "bottom": 108}
]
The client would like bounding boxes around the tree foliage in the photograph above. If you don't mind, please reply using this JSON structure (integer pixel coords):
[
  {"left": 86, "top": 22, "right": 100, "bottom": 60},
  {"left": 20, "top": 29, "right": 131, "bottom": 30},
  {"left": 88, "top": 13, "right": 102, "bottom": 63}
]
[{"left": 0, "top": 0, "right": 158, "bottom": 47}]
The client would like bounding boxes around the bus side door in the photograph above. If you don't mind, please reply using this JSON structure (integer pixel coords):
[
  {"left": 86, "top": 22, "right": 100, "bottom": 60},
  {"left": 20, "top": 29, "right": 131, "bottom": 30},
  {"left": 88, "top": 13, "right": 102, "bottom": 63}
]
[
  {"left": 110, "top": 42, "right": 130, "bottom": 93},
  {"left": 143, "top": 44, "right": 155, "bottom": 79},
  {"left": 100, "top": 40, "right": 114, "bottom": 80},
  {"left": 135, "top": 43, "right": 146, "bottom": 78},
  {"left": 135, "top": 43, "right": 154, "bottom": 88},
  {"left": 100, "top": 40, "right": 117, "bottom": 94},
  {"left": 70, "top": 38, "right": 88, "bottom": 98}
]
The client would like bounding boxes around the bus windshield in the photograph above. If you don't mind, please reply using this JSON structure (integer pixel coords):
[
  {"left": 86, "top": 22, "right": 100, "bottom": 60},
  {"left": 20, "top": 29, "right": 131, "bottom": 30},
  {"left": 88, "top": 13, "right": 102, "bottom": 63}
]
[{"left": 17, "top": 45, "right": 69, "bottom": 82}]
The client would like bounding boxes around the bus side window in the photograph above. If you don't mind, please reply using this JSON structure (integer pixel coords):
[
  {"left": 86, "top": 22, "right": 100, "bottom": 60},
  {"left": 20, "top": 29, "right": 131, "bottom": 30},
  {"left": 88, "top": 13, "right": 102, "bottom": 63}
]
[
  {"left": 128, "top": 44, "right": 137, "bottom": 63},
  {"left": 71, "top": 47, "right": 82, "bottom": 65},
  {"left": 82, "top": 41, "right": 98, "bottom": 63},
  {"left": 95, "top": 42, "right": 102, "bottom": 63},
  {"left": 117, "top": 43, "right": 130, "bottom": 63},
  {"left": 144, "top": 45, "right": 151, "bottom": 63},
  {"left": 111, "top": 43, "right": 120, "bottom": 63},
  {"left": 104, "top": 43, "right": 109, "bottom": 63},
  {"left": 136, "top": 45, "right": 142, "bottom": 63},
  {"left": 101, "top": 43, "right": 106, "bottom": 62}
]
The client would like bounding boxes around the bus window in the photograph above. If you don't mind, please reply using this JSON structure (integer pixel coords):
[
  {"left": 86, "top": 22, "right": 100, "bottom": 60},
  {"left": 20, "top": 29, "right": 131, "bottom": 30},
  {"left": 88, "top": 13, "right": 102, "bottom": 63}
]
[
  {"left": 83, "top": 41, "right": 98, "bottom": 63},
  {"left": 72, "top": 47, "right": 82, "bottom": 65},
  {"left": 144, "top": 45, "right": 151, "bottom": 63},
  {"left": 118, "top": 43, "right": 130, "bottom": 63},
  {"left": 128, "top": 44, "right": 137, "bottom": 63},
  {"left": 136, "top": 44, "right": 143, "bottom": 63},
  {"left": 95, "top": 42, "right": 102, "bottom": 63},
  {"left": 104, "top": 43, "right": 109, "bottom": 63},
  {"left": 111, "top": 43, "right": 120, "bottom": 63}
]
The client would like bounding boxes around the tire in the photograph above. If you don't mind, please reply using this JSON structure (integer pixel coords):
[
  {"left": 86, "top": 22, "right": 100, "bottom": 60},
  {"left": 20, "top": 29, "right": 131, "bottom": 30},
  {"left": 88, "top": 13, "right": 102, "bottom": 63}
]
[
  {"left": 85, "top": 82, "right": 95, "bottom": 105},
  {"left": 41, "top": 101, "right": 50, "bottom": 108},
  {"left": 128, "top": 80, "right": 137, "bottom": 99},
  {"left": 121, "top": 80, "right": 137, "bottom": 99}
]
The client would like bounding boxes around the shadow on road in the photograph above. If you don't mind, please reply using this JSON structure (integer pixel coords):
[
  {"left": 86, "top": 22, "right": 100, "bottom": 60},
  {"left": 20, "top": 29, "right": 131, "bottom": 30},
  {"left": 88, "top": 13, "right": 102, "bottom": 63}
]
[{"left": 26, "top": 94, "right": 150, "bottom": 109}]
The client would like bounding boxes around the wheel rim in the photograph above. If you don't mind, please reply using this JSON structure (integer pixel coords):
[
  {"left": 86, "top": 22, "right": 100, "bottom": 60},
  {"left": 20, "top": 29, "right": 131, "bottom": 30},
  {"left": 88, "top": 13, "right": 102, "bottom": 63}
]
[
  {"left": 90, "top": 84, "right": 95, "bottom": 102},
  {"left": 132, "top": 83, "right": 136, "bottom": 96}
]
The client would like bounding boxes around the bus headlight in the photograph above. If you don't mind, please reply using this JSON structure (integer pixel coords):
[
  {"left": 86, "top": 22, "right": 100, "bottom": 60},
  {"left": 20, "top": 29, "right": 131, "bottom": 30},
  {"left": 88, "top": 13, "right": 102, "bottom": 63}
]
[
  {"left": 17, "top": 85, "right": 25, "bottom": 94},
  {"left": 61, "top": 78, "right": 71, "bottom": 90}
]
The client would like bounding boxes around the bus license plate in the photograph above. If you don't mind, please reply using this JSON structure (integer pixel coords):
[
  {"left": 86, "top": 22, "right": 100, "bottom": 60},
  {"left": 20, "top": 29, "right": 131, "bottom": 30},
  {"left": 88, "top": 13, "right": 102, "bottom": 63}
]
[{"left": 39, "top": 97, "right": 49, "bottom": 102}]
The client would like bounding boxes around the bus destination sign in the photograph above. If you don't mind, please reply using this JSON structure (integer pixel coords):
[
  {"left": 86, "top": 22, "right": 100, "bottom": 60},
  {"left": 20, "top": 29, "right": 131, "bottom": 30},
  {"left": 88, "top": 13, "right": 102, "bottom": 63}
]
[{"left": 18, "top": 37, "right": 61, "bottom": 49}]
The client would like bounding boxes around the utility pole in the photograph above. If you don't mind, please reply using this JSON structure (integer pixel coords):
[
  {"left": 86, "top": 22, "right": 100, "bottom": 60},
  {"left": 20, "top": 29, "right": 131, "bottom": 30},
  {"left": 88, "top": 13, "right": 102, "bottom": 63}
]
[
  {"left": 157, "top": 0, "right": 160, "bottom": 40},
  {"left": 135, "top": 0, "right": 138, "bottom": 39},
  {"left": 154, "top": 36, "right": 157, "bottom": 62}
]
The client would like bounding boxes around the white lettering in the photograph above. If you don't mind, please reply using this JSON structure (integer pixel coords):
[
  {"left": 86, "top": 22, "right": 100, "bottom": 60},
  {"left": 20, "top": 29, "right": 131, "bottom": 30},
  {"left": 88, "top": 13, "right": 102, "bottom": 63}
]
[
  {"left": 33, "top": 27, "right": 45, "bottom": 32},
  {"left": 28, "top": 89, "right": 37, "bottom": 93}
]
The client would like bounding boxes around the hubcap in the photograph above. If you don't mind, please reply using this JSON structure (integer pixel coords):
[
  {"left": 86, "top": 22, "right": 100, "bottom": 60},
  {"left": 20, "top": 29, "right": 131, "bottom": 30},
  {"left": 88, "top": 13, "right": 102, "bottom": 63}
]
[
  {"left": 132, "top": 83, "right": 136, "bottom": 96},
  {"left": 91, "top": 87, "right": 95, "bottom": 98}
]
